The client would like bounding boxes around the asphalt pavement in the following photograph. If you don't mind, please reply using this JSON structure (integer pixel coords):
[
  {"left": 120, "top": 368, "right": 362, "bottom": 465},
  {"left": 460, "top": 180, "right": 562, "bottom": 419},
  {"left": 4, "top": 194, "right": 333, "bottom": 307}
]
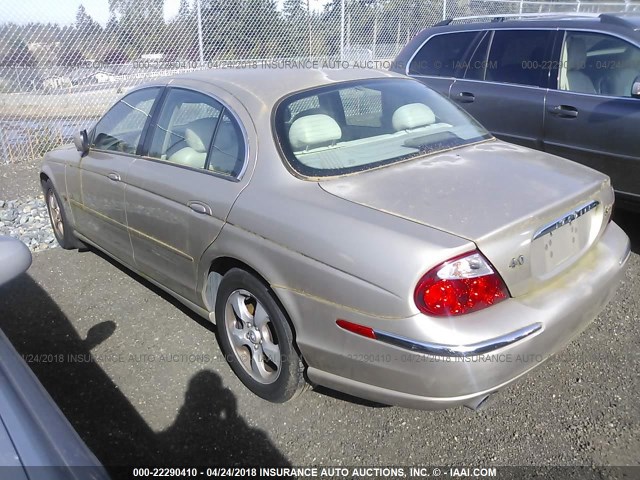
[{"left": 0, "top": 210, "right": 638, "bottom": 475}]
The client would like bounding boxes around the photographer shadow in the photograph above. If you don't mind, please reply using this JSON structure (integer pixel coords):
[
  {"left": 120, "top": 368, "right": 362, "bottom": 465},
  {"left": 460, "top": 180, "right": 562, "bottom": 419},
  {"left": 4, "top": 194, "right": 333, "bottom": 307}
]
[{"left": 0, "top": 274, "right": 290, "bottom": 476}]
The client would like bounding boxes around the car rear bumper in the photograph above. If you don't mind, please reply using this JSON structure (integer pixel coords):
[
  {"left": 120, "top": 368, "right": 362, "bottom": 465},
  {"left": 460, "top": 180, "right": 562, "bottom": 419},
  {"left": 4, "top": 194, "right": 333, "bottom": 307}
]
[{"left": 285, "top": 221, "right": 630, "bottom": 410}]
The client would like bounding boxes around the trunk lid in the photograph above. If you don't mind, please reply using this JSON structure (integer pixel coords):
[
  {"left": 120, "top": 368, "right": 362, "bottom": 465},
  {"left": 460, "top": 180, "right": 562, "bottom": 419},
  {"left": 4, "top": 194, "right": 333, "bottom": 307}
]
[{"left": 319, "top": 140, "right": 614, "bottom": 297}]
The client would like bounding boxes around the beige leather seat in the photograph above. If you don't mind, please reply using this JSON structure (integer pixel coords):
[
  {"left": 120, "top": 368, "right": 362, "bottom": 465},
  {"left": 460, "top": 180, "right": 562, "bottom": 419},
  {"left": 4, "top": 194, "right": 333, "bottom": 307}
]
[
  {"left": 288, "top": 114, "right": 342, "bottom": 152},
  {"left": 168, "top": 118, "right": 215, "bottom": 168},
  {"left": 601, "top": 47, "right": 640, "bottom": 97},
  {"left": 392, "top": 103, "right": 436, "bottom": 132},
  {"left": 566, "top": 38, "right": 596, "bottom": 94}
]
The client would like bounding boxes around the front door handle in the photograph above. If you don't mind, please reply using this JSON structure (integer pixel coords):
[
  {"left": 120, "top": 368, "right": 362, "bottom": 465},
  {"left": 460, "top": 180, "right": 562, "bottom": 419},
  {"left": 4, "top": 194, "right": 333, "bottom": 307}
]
[
  {"left": 107, "top": 172, "right": 121, "bottom": 182},
  {"left": 548, "top": 105, "right": 578, "bottom": 118},
  {"left": 188, "top": 201, "right": 212, "bottom": 216},
  {"left": 456, "top": 92, "right": 475, "bottom": 103}
]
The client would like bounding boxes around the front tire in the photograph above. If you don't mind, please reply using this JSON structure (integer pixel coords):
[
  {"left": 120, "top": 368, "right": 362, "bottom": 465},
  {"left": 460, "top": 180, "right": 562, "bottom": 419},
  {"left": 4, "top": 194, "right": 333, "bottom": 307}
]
[
  {"left": 215, "top": 268, "right": 306, "bottom": 402},
  {"left": 44, "top": 179, "right": 82, "bottom": 250}
]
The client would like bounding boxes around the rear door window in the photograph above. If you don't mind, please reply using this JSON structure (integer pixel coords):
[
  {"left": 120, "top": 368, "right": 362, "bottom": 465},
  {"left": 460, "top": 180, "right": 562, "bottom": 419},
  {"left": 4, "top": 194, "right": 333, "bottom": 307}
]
[
  {"left": 146, "top": 88, "right": 246, "bottom": 176},
  {"left": 147, "top": 88, "right": 222, "bottom": 169},
  {"left": 462, "top": 31, "right": 492, "bottom": 80},
  {"left": 558, "top": 31, "right": 640, "bottom": 97},
  {"left": 486, "top": 30, "right": 555, "bottom": 87},
  {"left": 409, "top": 31, "right": 481, "bottom": 77}
]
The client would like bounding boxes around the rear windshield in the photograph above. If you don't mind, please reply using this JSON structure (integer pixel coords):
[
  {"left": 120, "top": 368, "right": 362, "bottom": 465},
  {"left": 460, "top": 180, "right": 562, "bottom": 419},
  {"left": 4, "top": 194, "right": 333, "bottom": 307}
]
[{"left": 274, "top": 78, "right": 491, "bottom": 177}]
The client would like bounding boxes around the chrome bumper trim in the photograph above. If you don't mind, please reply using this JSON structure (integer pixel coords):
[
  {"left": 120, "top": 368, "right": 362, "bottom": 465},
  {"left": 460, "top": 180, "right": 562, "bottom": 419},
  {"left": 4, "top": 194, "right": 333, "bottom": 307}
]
[
  {"left": 374, "top": 322, "right": 543, "bottom": 357},
  {"left": 620, "top": 239, "right": 631, "bottom": 266}
]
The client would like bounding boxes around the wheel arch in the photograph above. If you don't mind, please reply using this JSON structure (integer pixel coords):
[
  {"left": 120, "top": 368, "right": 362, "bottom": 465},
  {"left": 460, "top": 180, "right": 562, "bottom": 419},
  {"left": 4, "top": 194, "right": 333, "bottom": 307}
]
[
  {"left": 40, "top": 164, "right": 70, "bottom": 213},
  {"left": 39, "top": 171, "right": 50, "bottom": 188},
  {"left": 202, "top": 254, "right": 306, "bottom": 360},
  {"left": 205, "top": 256, "right": 269, "bottom": 311}
]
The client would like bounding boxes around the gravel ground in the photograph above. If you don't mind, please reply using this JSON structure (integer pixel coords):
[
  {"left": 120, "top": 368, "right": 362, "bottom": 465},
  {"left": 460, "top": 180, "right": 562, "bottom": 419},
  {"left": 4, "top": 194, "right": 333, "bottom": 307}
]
[
  {"left": 0, "top": 160, "right": 58, "bottom": 251},
  {"left": 0, "top": 162, "right": 639, "bottom": 475},
  {"left": 0, "top": 161, "right": 43, "bottom": 199}
]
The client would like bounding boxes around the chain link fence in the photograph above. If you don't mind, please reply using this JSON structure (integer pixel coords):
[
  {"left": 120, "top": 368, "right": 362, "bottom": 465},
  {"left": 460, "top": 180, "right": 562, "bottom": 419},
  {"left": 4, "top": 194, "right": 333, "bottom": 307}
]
[{"left": 1, "top": 0, "right": 639, "bottom": 163}]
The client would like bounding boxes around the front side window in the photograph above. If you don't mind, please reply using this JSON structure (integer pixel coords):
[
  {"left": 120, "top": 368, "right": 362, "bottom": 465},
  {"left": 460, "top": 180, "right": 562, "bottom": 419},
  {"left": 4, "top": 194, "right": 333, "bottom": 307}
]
[
  {"left": 92, "top": 87, "right": 160, "bottom": 154},
  {"left": 275, "top": 78, "right": 491, "bottom": 178},
  {"left": 147, "top": 88, "right": 245, "bottom": 175},
  {"left": 558, "top": 31, "right": 640, "bottom": 97},
  {"left": 409, "top": 31, "right": 481, "bottom": 77},
  {"left": 486, "top": 30, "right": 555, "bottom": 87}
]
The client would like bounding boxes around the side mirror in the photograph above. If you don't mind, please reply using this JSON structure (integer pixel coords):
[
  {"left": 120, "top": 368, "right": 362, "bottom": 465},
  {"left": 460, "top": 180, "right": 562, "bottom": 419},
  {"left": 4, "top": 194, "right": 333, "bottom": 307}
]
[
  {"left": 632, "top": 76, "right": 640, "bottom": 99},
  {"left": 73, "top": 129, "right": 89, "bottom": 156}
]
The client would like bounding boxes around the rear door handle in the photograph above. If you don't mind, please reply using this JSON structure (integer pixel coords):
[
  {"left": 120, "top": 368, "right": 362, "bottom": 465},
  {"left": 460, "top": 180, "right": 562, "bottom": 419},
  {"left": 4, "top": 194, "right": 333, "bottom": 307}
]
[
  {"left": 188, "top": 201, "right": 212, "bottom": 216},
  {"left": 548, "top": 105, "right": 578, "bottom": 118},
  {"left": 107, "top": 172, "right": 121, "bottom": 182},
  {"left": 456, "top": 92, "right": 475, "bottom": 103}
]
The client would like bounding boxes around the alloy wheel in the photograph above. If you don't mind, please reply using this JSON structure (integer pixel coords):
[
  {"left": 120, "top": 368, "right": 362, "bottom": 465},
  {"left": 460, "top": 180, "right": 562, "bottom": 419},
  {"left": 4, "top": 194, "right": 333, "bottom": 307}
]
[
  {"left": 47, "top": 190, "right": 64, "bottom": 238},
  {"left": 224, "top": 289, "right": 282, "bottom": 384}
]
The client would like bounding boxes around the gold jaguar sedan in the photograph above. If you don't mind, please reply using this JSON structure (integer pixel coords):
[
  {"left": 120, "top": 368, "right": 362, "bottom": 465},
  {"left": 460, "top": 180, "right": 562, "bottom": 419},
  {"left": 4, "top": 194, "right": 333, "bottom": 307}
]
[{"left": 41, "top": 68, "right": 630, "bottom": 409}]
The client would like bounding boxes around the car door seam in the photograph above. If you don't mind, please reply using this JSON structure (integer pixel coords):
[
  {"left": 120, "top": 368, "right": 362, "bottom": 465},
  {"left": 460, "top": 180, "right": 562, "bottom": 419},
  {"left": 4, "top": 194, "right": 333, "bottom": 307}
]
[{"left": 70, "top": 199, "right": 194, "bottom": 262}]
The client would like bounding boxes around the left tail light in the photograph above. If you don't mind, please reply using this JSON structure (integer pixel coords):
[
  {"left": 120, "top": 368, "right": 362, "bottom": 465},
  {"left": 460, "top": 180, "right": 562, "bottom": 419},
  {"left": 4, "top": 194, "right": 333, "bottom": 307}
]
[{"left": 415, "top": 250, "right": 509, "bottom": 317}]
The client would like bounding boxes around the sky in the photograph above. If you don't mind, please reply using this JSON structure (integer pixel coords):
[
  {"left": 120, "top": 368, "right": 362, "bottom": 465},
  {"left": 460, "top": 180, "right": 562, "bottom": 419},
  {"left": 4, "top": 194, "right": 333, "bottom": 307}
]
[{"left": 0, "top": 0, "right": 331, "bottom": 27}]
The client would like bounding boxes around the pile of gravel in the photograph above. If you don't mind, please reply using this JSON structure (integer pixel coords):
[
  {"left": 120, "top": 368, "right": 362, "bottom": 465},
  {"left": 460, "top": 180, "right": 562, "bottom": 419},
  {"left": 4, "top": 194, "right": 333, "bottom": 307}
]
[{"left": 0, "top": 196, "right": 58, "bottom": 252}]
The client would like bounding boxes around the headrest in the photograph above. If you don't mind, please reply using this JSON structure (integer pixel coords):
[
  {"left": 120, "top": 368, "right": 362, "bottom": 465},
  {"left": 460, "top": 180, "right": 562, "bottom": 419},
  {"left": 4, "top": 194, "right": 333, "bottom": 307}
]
[
  {"left": 185, "top": 118, "right": 216, "bottom": 153},
  {"left": 567, "top": 38, "right": 588, "bottom": 71},
  {"left": 289, "top": 114, "right": 341, "bottom": 151},
  {"left": 392, "top": 103, "right": 436, "bottom": 131}
]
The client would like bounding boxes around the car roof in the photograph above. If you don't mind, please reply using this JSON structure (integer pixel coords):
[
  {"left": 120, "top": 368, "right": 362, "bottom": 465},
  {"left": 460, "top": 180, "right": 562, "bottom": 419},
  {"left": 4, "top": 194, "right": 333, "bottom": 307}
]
[
  {"left": 425, "top": 12, "right": 640, "bottom": 39},
  {"left": 166, "top": 67, "right": 406, "bottom": 106}
]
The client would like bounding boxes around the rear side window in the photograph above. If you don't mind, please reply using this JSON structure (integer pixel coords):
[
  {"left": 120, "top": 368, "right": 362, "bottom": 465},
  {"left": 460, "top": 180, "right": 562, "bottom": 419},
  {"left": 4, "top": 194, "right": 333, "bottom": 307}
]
[
  {"left": 409, "top": 31, "right": 480, "bottom": 77},
  {"left": 486, "top": 30, "right": 555, "bottom": 87}
]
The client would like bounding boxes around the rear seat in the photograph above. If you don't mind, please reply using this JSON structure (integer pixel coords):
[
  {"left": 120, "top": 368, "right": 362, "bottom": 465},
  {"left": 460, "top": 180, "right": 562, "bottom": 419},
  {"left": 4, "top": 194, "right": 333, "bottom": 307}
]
[{"left": 289, "top": 104, "right": 452, "bottom": 170}]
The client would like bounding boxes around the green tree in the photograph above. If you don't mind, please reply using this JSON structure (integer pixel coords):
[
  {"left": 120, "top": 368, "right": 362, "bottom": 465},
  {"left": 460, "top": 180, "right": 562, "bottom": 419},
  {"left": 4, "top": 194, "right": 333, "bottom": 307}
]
[
  {"left": 0, "top": 38, "right": 36, "bottom": 67},
  {"left": 166, "top": 0, "right": 196, "bottom": 60},
  {"left": 283, "top": 0, "right": 310, "bottom": 57},
  {"left": 76, "top": 4, "right": 102, "bottom": 37},
  {"left": 200, "top": 0, "right": 242, "bottom": 59},
  {"left": 105, "top": 12, "right": 119, "bottom": 40},
  {"left": 178, "top": 0, "right": 191, "bottom": 18},
  {"left": 237, "top": 0, "right": 282, "bottom": 58},
  {"left": 108, "top": 0, "right": 166, "bottom": 57},
  {"left": 58, "top": 48, "right": 85, "bottom": 66}
]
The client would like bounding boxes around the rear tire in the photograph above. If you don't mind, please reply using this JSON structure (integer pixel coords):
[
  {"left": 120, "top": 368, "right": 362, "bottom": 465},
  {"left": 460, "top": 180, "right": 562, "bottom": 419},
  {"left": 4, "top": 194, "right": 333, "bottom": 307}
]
[
  {"left": 215, "top": 268, "right": 306, "bottom": 403},
  {"left": 44, "top": 179, "right": 83, "bottom": 250}
]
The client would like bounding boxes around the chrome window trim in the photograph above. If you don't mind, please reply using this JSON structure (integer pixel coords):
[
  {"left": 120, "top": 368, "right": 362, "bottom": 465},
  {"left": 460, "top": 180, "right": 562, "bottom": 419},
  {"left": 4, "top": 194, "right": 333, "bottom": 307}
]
[
  {"left": 450, "top": 77, "right": 549, "bottom": 92},
  {"left": 134, "top": 155, "right": 242, "bottom": 183},
  {"left": 373, "top": 322, "right": 543, "bottom": 357}
]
